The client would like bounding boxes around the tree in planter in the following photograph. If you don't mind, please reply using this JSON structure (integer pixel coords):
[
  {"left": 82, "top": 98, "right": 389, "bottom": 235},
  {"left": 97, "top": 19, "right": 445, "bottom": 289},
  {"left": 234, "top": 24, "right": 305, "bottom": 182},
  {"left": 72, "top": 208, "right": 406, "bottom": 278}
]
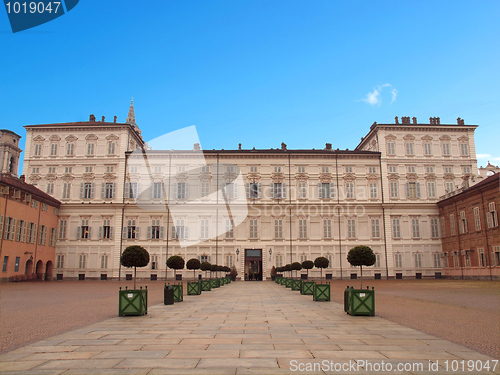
[
  {"left": 270, "top": 266, "right": 277, "bottom": 279},
  {"left": 302, "top": 260, "right": 314, "bottom": 279},
  {"left": 314, "top": 256, "right": 329, "bottom": 283},
  {"left": 210, "top": 264, "right": 218, "bottom": 278},
  {"left": 347, "top": 245, "right": 376, "bottom": 289},
  {"left": 166, "top": 255, "right": 185, "bottom": 281},
  {"left": 291, "top": 262, "right": 302, "bottom": 278},
  {"left": 120, "top": 245, "right": 150, "bottom": 290},
  {"left": 217, "top": 265, "right": 225, "bottom": 278},
  {"left": 230, "top": 266, "right": 238, "bottom": 281},
  {"left": 224, "top": 266, "right": 231, "bottom": 276},
  {"left": 200, "top": 261, "right": 211, "bottom": 278},
  {"left": 284, "top": 264, "right": 292, "bottom": 278},
  {"left": 186, "top": 258, "right": 201, "bottom": 281}
]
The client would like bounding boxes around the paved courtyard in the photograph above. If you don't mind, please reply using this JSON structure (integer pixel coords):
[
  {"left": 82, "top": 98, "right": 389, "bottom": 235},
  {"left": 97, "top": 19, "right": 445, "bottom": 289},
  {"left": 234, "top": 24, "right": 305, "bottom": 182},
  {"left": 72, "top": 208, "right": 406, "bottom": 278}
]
[{"left": 1, "top": 281, "right": 498, "bottom": 375}]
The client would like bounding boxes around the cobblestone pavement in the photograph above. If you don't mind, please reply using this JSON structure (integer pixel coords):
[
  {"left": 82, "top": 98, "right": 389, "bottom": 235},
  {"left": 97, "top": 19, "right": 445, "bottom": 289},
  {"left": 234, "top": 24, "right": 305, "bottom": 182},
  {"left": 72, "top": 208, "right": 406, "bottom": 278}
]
[{"left": 1, "top": 282, "right": 498, "bottom": 375}]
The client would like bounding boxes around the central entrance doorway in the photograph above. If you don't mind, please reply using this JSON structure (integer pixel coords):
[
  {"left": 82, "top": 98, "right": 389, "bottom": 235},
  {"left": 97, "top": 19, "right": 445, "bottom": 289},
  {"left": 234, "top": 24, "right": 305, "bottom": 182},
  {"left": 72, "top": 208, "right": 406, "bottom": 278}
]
[{"left": 244, "top": 249, "right": 262, "bottom": 281}]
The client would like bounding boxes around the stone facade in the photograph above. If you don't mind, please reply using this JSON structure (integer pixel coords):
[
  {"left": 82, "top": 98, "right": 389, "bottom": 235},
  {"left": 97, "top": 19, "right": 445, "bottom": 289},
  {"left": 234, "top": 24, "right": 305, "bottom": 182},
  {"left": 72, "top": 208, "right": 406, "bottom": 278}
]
[{"left": 20, "top": 111, "right": 484, "bottom": 280}]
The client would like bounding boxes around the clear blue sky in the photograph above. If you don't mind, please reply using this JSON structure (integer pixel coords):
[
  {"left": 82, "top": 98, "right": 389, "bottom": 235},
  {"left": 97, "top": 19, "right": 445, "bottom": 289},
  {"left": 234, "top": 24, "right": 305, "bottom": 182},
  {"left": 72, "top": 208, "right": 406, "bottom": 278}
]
[{"left": 1, "top": 1, "right": 499, "bottom": 169}]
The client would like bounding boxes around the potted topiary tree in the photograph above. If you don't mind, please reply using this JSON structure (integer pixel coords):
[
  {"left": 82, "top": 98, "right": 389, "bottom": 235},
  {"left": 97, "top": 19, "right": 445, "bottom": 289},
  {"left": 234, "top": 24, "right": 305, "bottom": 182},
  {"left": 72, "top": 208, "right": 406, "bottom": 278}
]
[
  {"left": 313, "top": 256, "right": 330, "bottom": 301},
  {"left": 291, "top": 262, "right": 302, "bottom": 290},
  {"left": 270, "top": 266, "right": 277, "bottom": 281},
  {"left": 229, "top": 265, "right": 238, "bottom": 281},
  {"left": 186, "top": 258, "right": 202, "bottom": 295},
  {"left": 119, "top": 245, "right": 150, "bottom": 316},
  {"left": 345, "top": 245, "right": 376, "bottom": 316},
  {"left": 301, "top": 260, "right": 315, "bottom": 295},
  {"left": 210, "top": 264, "right": 220, "bottom": 288},
  {"left": 284, "top": 264, "right": 292, "bottom": 288},
  {"left": 200, "top": 261, "right": 212, "bottom": 291},
  {"left": 167, "top": 255, "right": 185, "bottom": 302}
]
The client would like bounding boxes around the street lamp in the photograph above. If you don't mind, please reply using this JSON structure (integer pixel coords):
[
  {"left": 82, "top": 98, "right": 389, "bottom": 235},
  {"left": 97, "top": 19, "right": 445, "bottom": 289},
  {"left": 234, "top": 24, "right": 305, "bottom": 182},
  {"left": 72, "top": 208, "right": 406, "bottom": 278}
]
[
  {"left": 236, "top": 249, "right": 239, "bottom": 262},
  {"left": 269, "top": 248, "right": 272, "bottom": 261}
]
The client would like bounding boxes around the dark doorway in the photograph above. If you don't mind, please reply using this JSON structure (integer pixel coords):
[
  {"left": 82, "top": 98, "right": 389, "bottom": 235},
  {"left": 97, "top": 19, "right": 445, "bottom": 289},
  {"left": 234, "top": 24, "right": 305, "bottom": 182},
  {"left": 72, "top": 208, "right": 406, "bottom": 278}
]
[{"left": 244, "top": 249, "right": 262, "bottom": 281}]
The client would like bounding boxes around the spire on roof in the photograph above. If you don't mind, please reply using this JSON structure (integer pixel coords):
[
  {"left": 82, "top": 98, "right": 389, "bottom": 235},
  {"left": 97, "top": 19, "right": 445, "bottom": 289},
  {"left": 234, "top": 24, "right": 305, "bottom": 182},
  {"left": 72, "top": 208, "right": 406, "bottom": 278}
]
[{"left": 126, "top": 98, "right": 136, "bottom": 126}]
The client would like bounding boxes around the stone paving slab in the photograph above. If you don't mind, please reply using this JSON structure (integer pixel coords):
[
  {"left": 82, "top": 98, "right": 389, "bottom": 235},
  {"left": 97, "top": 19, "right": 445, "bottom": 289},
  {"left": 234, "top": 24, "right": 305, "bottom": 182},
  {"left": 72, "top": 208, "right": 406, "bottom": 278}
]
[{"left": 1, "top": 281, "right": 498, "bottom": 375}]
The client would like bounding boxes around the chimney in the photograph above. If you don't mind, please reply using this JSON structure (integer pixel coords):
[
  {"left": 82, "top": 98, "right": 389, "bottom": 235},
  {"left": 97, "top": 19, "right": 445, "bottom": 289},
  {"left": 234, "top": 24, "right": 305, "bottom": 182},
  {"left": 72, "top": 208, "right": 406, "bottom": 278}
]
[
  {"left": 193, "top": 143, "right": 201, "bottom": 151},
  {"left": 89, "top": 114, "right": 96, "bottom": 122},
  {"left": 395, "top": 116, "right": 399, "bottom": 124},
  {"left": 238, "top": 143, "right": 242, "bottom": 151},
  {"left": 412, "top": 117, "right": 417, "bottom": 124},
  {"left": 19, "top": 175, "right": 25, "bottom": 182},
  {"left": 325, "top": 143, "right": 332, "bottom": 150},
  {"left": 114, "top": 116, "right": 117, "bottom": 123},
  {"left": 101, "top": 116, "right": 105, "bottom": 122},
  {"left": 281, "top": 142, "right": 287, "bottom": 151}
]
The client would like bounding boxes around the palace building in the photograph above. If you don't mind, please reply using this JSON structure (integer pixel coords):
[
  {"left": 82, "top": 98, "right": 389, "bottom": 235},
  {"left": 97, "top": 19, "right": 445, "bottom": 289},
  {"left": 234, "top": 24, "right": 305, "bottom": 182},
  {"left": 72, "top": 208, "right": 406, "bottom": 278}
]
[{"left": 17, "top": 104, "right": 498, "bottom": 280}]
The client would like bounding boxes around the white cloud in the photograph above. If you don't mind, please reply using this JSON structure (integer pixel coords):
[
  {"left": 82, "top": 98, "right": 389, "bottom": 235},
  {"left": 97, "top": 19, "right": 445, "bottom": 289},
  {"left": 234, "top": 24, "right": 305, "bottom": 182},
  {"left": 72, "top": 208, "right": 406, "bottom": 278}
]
[
  {"left": 476, "top": 154, "right": 500, "bottom": 162},
  {"left": 476, "top": 154, "right": 491, "bottom": 159},
  {"left": 361, "top": 84, "right": 397, "bottom": 106}
]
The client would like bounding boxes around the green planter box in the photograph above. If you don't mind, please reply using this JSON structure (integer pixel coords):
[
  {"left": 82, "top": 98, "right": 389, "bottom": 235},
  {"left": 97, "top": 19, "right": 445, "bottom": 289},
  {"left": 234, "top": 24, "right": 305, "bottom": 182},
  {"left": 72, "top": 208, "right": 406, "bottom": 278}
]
[
  {"left": 201, "top": 279, "right": 212, "bottom": 291},
  {"left": 119, "top": 287, "right": 148, "bottom": 316},
  {"left": 211, "top": 278, "right": 220, "bottom": 288},
  {"left": 226, "top": 277, "right": 231, "bottom": 284},
  {"left": 346, "top": 287, "right": 375, "bottom": 316},
  {"left": 285, "top": 278, "right": 292, "bottom": 288},
  {"left": 313, "top": 283, "right": 331, "bottom": 302},
  {"left": 220, "top": 278, "right": 226, "bottom": 286},
  {"left": 301, "top": 281, "right": 315, "bottom": 295},
  {"left": 173, "top": 284, "right": 183, "bottom": 302},
  {"left": 187, "top": 281, "right": 202, "bottom": 295},
  {"left": 291, "top": 279, "right": 301, "bottom": 291}
]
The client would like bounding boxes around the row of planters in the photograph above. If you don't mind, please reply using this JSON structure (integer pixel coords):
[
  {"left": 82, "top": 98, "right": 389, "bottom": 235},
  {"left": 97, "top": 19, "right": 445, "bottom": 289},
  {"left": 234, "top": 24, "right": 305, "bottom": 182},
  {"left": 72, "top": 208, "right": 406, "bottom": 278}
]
[
  {"left": 118, "top": 247, "right": 237, "bottom": 316},
  {"left": 275, "top": 246, "right": 377, "bottom": 316}
]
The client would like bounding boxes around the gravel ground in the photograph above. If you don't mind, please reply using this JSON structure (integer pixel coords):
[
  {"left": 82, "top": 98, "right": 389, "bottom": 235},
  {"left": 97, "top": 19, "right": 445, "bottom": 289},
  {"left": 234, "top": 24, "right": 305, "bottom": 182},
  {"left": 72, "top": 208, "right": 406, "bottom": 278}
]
[{"left": 1, "top": 278, "right": 499, "bottom": 358}]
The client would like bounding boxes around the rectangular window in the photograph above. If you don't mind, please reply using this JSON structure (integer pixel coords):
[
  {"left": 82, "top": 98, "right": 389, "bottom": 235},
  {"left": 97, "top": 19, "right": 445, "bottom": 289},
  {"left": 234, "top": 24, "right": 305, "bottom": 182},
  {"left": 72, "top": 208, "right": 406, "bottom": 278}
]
[
  {"left": 462, "top": 166, "right": 471, "bottom": 174},
  {"left": 200, "top": 219, "right": 209, "bottom": 240},
  {"left": 177, "top": 182, "right": 187, "bottom": 199},
  {"left": 225, "top": 219, "right": 234, "bottom": 239},
  {"left": 412, "top": 218, "right": 421, "bottom": 238},
  {"left": 392, "top": 218, "right": 401, "bottom": 238},
  {"left": 450, "top": 214, "right": 456, "bottom": 235},
  {"left": 101, "top": 254, "right": 108, "bottom": 269},
  {"left": 319, "top": 183, "right": 333, "bottom": 199},
  {"left": 442, "top": 143, "right": 450, "bottom": 156},
  {"left": 83, "top": 183, "right": 93, "bottom": 199},
  {"left": 323, "top": 219, "right": 332, "bottom": 239},
  {"left": 459, "top": 211, "right": 468, "bottom": 234},
  {"left": 473, "top": 207, "right": 481, "bottom": 231},
  {"left": 249, "top": 166, "right": 258, "bottom": 173},
  {"left": 414, "top": 253, "right": 422, "bottom": 268},
  {"left": 440, "top": 217, "right": 446, "bottom": 238},
  {"left": 371, "top": 218, "right": 380, "bottom": 238},
  {"left": 274, "top": 166, "right": 282, "bottom": 173},
  {"left": 488, "top": 202, "right": 498, "bottom": 228},
  {"left": 80, "top": 219, "right": 90, "bottom": 239},
  {"left": 321, "top": 166, "right": 329, "bottom": 173},
  {"left": 151, "top": 255, "right": 158, "bottom": 269},
  {"left": 79, "top": 254, "right": 86, "bottom": 269},
  {"left": 154, "top": 166, "right": 162, "bottom": 174},
  {"left": 172, "top": 219, "right": 187, "bottom": 239},
  {"left": 345, "top": 182, "right": 354, "bottom": 199},
  {"left": 274, "top": 219, "right": 283, "bottom": 239},
  {"left": 58, "top": 219, "right": 67, "bottom": 239},
  {"left": 405, "top": 142, "right": 414, "bottom": 155},
  {"left": 225, "top": 255, "right": 234, "bottom": 268},
  {"left": 249, "top": 219, "right": 258, "bottom": 239},
  {"left": 14, "top": 257, "right": 20, "bottom": 272},
  {"left": 56, "top": 254, "right": 64, "bottom": 269},
  {"left": 368, "top": 166, "right": 377, "bottom": 174},
  {"left": 390, "top": 181, "right": 399, "bottom": 199},
  {"left": 478, "top": 248, "right": 486, "bottom": 267},
  {"left": 104, "top": 183, "right": 115, "bottom": 199},
  {"left": 374, "top": 254, "right": 381, "bottom": 268},
  {"left": 430, "top": 218, "right": 439, "bottom": 238},
  {"left": 426, "top": 166, "right": 434, "bottom": 174},
  {"left": 394, "top": 253, "right": 402, "bottom": 268},
  {"left": 347, "top": 218, "right": 356, "bottom": 239},
  {"left": 34, "top": 144, "right": 42, "bottom": 156},
  {"left": 465, "top": 251, "right": 471, "bottom": 267},
  {"left": 66, "top": 143, "right": 74, "bottom": 156},
  {"left": 298, "top": 182, "right": 307, "bottom": 199},
  {"left": 272, "top": 183, "right": 285, "bottom": 199},
  {"left": 48, "top": 166, "right": 56, "bottom": 174},
  {"left": 369, "top": 182, "right": 378, "bottom": 199},
  {"left": 127, "top": 219, "right": 137, "bottom": 239},
  {"left": 388, "top": 166, "right": 397, "bottom": 173},
  {"left": 299, "top": 219, "right": 307, "bottom": 239},
  {"left": 345, "top": 166, "right": 353, "bottom": 173},
  {"left": 276, "top": 254, "right": 283, "bottom": 268},
  {"left": 16, "top": 220, "right": 25, "bottom": 242},
  {"left": 297, "top": 166, "right": 305, "bottom": 173},
  {"left": 427, "top": 181, "right": 436, "bottom": 198},
  {"left": 106, "top": 166, "right": 114, "bottom": 173},
  {"left": 407, "top": 166, "right": 416, "bottom": 173},
  {"left": 3, "top": 217, "right": 15, "bottom": 240},
  {"left": 129, "top": 166, "right": 138, "bottom": 173},
  {"left": 38, "top": 225, "right": 47, "bottom": 245},
  {"left": 494, "top": 246, "right": 500, "bottom": 266},
  {"left": 153, "top": 182, "right": 164, "bottom": 199},
  {"left": 27, "top": 223, "right": 37, "bottom": 244},
  {"left": 387, "top": 142, "right": 395, "bottom": 155},
  {"left": 102, "top": 219, "right": 112, "bottom": 239},
  {"left": 460, "top": 143, "right": 469, "bottom": 156},
  {"left": 64, "top": 166, "right": 72, "bottom": 174},
  {"left": 87, "top": 143, "right": 95, "bottom": 155},
  {"left": 445, "top": 182, "right": 455, "bottom": 194},
  {"left": 444, "top": 166, "right": 453, "bottom": 174},
  {"left": 433, "top": 253, "right": 441, "bottom": 268},
  {"left": 61, "top": 182, "right": 71, "bottom": 199},
  {"left": 32, "top": 167, "right": 40, "bottom": 174},
  {"left": 424, "top": 143, "right": 432, "bottom": 155},
  {"left": 201, "top": 181, "right": 210, "bottom": 197},
  {"left": 50, "top": 143, "right": 58, "bottom": 156},
  {"left": 223, "top": 182, "right": 238, "bottom": 199},
  {"left": 107, "top": 142, "right": 116, "bottom": 155},
  {"left": 406, "top": 182, "right": 420, "bottom": 199},
  {"left": 128, "top": 182, "right": 139, "bottom": 199},
  {"left": 49, "top": 228, "right": 56, "bottom": 247},
  {"left": 2, "top": 256, "right": 8, "bottom": 272}
]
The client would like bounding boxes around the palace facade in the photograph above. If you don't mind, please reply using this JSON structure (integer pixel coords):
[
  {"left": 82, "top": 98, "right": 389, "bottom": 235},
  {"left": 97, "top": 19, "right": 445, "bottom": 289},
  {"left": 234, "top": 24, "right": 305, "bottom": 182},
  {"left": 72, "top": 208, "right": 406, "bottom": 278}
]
[{"left": 20, "top": 105, "right": 492, "bottom": 280}]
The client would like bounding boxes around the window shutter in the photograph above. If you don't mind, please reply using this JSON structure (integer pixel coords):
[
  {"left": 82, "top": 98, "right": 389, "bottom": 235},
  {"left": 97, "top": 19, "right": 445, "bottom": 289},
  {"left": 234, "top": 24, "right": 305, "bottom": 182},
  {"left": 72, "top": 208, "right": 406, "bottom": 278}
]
[
  {"left": 0, "top": 215, "right": 3, "bottom": 239},
  {"left": 318, "top": 183, "right": 322, "bottom": 199},
  {"left": 147, "top": 226, "right": 151, "bottom": 239},
  {"left": 98, "top": 227, "right": 102, "bottom": 239},
  {"left": 282, "top": 183, "right": 286, "bottom": 198},
  {"left": 233, "top": 183, "right": 238, "bottom": 199},
  {"left": 149, "top": 183, "right": 153, "bottom": 199},
  {"left": 21, "top": 222, "right": 26, "bottom": 242},
  {"left": 330, "top": 184, "right": 336, "bottom": 198},
  {"left": 246, "top": 183, "right": 250, "bottom": 198},
  {"left": 185, "top": 183, "right": 189, "bottom": 199},
  {"left": 91, "top": 183, "right": 95, "bottom": 198},
  {"left": 122, "top": 227, "right": 127, "bottom": 239},
  {"left": 135, "top": 227, "right": 140, "bottom": 240},
  {"left": 101, "top": 183, "right": 105, "bottom": 199},
  {"left": 160, "top": 226, "right": 164, "bottom": 239},
  {"left": 88, "top": 227, "right": 92, "bottom": 240},
  {"left": 258, "top": 183, "right": 262, "bottom": 198},
  {"left": 270, "top": 183, "right": 274, "bottom": 198},
  {"left": 124, "top": 182, "right": 130, "bottom": 198},
  {"left": 77, "top": 226, "right": 81, "bottom": 239},
  {"left": 11, "top": 219, "right": 16, "bottom": 240},
  {"left": 112, "top": 183, "right": 116, "bottom": 198},
  {"left": 173, "top": 183, "right": 178, "bottom": 199},
  {"left": 171, "top": 225, "right": 177, "bottom": 239},
  {"left": 80, "top": 183, "right": 84, "bottom": 199},
  {"left": 184, "top": 226, "right": 189, "bottom": 239},
  {"left": 406, "top": 183, "right": 410, "bottom": 198},
  {"left": 32, "top": 224, "right": 37, "bottom": 244},
  {"left": 109, "top": 227, "right": 114, "bottom": 239},
  {"left": 208, "top": 256, "right": 211, "bottom": 263},
  {"left": 416, "top": 183, "right": 421, "bottom": 198}
]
